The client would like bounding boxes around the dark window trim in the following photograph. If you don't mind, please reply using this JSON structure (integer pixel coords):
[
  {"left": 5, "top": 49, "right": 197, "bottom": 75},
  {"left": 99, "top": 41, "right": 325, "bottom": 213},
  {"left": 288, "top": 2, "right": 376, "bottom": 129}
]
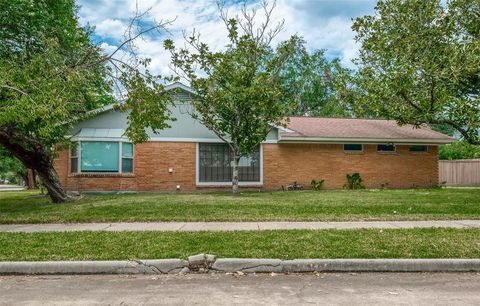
[
  {"left": 409, "top": 145, "right": 428, "bottom": 153},
  {"left": 343, "top": 144, "right": 364, "bottom": 153},
  {"left": 377, "top": 144, "right": 396, "bottom": 153}
]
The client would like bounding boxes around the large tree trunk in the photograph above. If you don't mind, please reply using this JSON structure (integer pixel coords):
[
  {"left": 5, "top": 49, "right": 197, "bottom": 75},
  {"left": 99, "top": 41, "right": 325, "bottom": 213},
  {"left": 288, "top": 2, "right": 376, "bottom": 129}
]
[
  {"left": 0, "top": 127, "right": 75, "bottom": 203},
  {"left": 232, "top": 155, "right": 240, "bottom": 196},
  {"left": 35, "top": 164, "right": 73, "bottom": 203},
  {"left": 26, "top": 169, "right": 36, "bottom": 189}
]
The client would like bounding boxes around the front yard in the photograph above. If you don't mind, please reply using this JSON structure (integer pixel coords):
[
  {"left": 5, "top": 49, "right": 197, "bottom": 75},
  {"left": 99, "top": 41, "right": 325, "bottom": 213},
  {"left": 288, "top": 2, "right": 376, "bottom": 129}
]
[{"left": 0, "top": 188, "right": 479, "bottom": 223}]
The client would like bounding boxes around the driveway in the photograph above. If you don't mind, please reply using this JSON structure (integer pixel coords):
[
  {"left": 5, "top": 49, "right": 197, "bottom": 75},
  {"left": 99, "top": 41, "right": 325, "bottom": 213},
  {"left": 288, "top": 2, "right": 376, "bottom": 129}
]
[{"left": 1, "top": 273, "right": 479, "bottom": 305}]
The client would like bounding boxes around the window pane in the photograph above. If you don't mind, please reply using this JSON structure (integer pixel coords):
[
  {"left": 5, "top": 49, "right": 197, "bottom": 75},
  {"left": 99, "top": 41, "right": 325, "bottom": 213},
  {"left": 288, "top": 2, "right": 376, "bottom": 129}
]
[
  {"left": 199, "top": 143, "right": 260, "bottom": 182},
  {"left": 70, "top": 158, "right": 78, "bottom": 173},
  {"left": 377, "top": 144, "right": 395, "bottom": 152},
  {"left": 122, "top": 142, "right": 133, "bottom": 157},
  {"left": 410, "top": 145, "right": 427, "bottom": 152},
  {"left": 70, "top": 143, "right": 78, "bottom": 157},
  {"left": 81, "top": 142, "right": 119, "bottom": 172},
  {"left": 122, "top": 158, "right": 133, "bottom": 173},
  {"left": 344, "top": 144, "right": 362, "bottom": 151}
]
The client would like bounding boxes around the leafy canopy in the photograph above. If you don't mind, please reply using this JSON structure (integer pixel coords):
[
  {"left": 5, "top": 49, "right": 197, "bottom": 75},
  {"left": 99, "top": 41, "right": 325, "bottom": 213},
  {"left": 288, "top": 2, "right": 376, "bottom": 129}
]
[
  {"left": 275, "top": 39, "right": 351, "bottom": 117},
  {"left": 341, "top": 0, "right": 480, "bottom": 144},
  {"left": 164, "top": 1, "right": 299, "bottom": 157},
  {"left": 439, "top": 141, "right": 480, "bottom": 160},
  {"left": 0, "top": 0, "right": 174, "bottom": 154},
  {"left": 0, "top": 147, "right": 26, "bottom": 184},
  {"left": 0, "top": 0, "right": 175, "bottom": 202}
]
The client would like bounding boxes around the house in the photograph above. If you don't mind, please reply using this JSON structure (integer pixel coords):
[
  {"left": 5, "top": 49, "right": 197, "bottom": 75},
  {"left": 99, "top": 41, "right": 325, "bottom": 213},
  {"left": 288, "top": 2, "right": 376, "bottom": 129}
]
[{"left": 54, "top": 82, "right": 455, "bottom": 192}]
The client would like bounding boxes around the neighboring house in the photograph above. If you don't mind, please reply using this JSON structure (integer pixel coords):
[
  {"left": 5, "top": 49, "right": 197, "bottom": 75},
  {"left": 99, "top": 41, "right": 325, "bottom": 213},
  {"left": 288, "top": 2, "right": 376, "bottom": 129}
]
[{"left": 54, "top": 82, "right": 455, "bottom": 192}]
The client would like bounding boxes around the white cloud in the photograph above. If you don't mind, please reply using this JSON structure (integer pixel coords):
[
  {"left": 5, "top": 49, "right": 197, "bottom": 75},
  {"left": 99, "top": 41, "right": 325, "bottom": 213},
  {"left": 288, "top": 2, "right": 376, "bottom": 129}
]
[
  {"left": 95, "top": 19, "right": 126, "bottom": 41},
  {"left": 78, "top": 0, "right": 376, "bottom": 73}
]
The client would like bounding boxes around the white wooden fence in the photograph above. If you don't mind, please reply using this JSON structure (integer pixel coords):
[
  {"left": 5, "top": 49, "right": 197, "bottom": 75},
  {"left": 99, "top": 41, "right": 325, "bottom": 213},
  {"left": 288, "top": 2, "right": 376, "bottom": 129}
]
[{"left": 439, "top": 159, "right": 480, "bottom": 186}]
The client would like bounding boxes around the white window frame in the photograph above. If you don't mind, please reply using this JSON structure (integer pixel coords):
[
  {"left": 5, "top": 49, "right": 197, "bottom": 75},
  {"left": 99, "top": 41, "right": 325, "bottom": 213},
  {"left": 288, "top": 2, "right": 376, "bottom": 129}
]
[
  {"left": 70, "top": 140, "right": 134, "bottom": 174},
  {"left": 70, "top": 143, "right": 79, "bottom": 173},
  {"left": 343, "top": 144, "right": 364, "bottom": 153},
  {"left": 121, "top": 142, "right": 135, "bottom": 173},
  {"left": 195, "top": 143, "right": 263, "bottom": 186}
]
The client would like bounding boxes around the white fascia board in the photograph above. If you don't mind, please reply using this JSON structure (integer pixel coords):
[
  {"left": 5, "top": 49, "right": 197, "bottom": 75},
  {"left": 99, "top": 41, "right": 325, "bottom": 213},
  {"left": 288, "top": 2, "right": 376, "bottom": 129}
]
[
  {"left": 67, "top": 136, "right": 277, "bottom": 143},
  {"left": 164, "top": 82, "right": 196, "bottom": 94},
  {"left": 272, "top": 124, "right": 295, "bottom": 133},
  {"left": 278, "top": 136, "right": 455, "bottom": 145},
  {"left": 147, "top": 137, "right": 277, "bottom": 143}
]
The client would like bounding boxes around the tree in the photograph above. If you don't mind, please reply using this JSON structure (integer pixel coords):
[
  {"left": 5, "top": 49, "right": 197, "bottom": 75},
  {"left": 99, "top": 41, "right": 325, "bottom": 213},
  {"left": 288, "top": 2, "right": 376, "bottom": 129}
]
[
  {"left": 0, "top": 0, "right": 175, "bottom": 202},
  {"left": 341, "top": 0, "right": 480, "bottom": 144},
  {"left": 275, "top": 39, "right": 351, "bottom": 117},
  {"left": 164, "top": 0, "right": 299, "bottom": 195}
]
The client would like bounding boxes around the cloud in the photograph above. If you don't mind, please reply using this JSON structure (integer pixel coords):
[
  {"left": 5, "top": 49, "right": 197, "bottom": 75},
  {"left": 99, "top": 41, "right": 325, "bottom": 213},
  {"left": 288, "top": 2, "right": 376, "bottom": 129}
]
[
  {"left": 94, "top": 19, "right": 126, "bottom": 41},
  {"left": 77, "top": 0, "right": 376, "bottom": 72}
]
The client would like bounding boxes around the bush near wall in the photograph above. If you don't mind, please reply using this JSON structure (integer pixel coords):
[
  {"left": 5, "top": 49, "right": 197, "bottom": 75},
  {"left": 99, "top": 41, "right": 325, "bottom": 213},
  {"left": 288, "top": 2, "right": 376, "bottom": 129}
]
[{"left": 439, "top": 141, "right": 480, "bottom": 160}]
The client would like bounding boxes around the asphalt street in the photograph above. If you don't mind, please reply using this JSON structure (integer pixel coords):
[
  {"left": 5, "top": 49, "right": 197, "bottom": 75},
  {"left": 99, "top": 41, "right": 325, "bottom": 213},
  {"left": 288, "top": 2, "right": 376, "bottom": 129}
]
[{"left": 1, "top": 272, "right": 479, "bottom": 305}]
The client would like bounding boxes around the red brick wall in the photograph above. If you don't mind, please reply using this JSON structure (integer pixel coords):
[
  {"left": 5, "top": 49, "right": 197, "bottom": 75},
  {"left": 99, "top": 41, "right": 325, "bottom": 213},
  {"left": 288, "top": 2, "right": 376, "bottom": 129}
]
[
  {"left": 55, "top": 142, "right": 196, "bottom": 192},
  {"left": 263, "top": 143, "right": 438, "bottom": 190},
  {"left": 54, "top": 142, "right": 439, "bottom": 192}
]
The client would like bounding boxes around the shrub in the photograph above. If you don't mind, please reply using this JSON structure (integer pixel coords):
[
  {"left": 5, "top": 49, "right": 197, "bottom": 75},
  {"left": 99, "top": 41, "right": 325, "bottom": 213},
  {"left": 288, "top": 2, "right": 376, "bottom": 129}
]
[
  {"left": 439, "top": 141, "right": 480, "bottom": 160},
  {"left": 311, "top": 179, "right": 325, "bottom": 191},
  {"left": 344, "top": 173, "right": 365, "bottom": 190}
]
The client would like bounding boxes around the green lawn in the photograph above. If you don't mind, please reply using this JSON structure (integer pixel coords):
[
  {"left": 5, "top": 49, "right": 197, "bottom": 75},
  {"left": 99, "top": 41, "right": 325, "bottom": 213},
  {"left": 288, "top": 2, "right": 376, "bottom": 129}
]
[
  {"left": 0, "top": 228, "right": 478, "bottom": 261},
  {"left": 0, "top": 188, "right": 479, "bottom": 223}
]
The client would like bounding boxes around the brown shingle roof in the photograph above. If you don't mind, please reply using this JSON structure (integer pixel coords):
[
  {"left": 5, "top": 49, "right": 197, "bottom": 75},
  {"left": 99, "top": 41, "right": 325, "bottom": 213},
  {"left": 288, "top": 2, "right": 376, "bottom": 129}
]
[{"left": 280, "top": 117, "right": 455, "bottom": 144}]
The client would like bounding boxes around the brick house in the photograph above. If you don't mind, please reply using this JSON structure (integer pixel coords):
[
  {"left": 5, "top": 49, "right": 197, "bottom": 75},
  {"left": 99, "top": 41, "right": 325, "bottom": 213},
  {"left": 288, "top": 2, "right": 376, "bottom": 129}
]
[{"left": 54, "top": 82, "right": 455, "bottom": 192}]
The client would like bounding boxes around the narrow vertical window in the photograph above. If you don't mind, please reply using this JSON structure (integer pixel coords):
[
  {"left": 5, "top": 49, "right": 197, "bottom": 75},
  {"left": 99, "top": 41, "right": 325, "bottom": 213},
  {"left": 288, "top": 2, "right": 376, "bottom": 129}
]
[
  {"left": 121, "top": 142, "right": 134, "bottom": 173},
  {"left": 70, "top": 142, "right": 78, "bottom": 173}
]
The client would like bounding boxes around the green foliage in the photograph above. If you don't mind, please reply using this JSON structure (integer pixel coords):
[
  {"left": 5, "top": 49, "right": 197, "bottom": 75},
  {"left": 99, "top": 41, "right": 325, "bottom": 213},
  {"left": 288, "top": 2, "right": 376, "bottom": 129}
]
[
  {"left": 311, "top": 179, "right": 325, "bottom": 191},
  {"left": 274, "top": 39, "right": 351, "bottom": 117},
  {"left": 0, "top": 0, "right": 174, "bottom": 201},
  {"left": 165, "top": 23, "right": 298, "bottom": 157},
  {"left": 344, "top": 173, "right": 365, "bottom": 190},
  {"left": 429, "top": 124, "right": 456, "bottom": 137},
  {"left": 0, "top": 0, "right": 174, "bottom": 147},
  {"left": 340, "top": 0, "right": 480, "bottom": 144},
  {"left": 0, "top": 0, "right": 110, "bottom": 149},
  {"left": 439, "top": 141, "right": 480, "bottom": 160},
  {"left": 0, "top": 146, "right": 26, "bottom": 184}
]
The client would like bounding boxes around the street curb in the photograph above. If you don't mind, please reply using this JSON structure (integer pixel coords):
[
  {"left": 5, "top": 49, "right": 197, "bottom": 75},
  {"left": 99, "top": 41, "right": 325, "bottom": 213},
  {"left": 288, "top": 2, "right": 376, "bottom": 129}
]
[
  {"left": 0, "top": 259, "right": 188, "bottom": 275},
  {"left": 1, "top": 257, "right": 480, "bottom": 275}
]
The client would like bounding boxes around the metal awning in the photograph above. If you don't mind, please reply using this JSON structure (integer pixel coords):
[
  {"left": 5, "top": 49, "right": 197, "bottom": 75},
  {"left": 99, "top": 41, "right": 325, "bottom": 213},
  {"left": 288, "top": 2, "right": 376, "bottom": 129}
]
[{"left": 71, "top": 128, "right": 126, "bottom": 141}]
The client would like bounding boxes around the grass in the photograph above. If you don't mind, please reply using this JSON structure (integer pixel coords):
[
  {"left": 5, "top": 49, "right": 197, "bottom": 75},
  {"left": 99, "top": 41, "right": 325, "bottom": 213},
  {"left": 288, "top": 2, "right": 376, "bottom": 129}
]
[
  {"left": 0, "top": 188, "right": 479, "bottom": 223},
  {"left": 0, "top": 228, "right": 479, "bottom": 261}
]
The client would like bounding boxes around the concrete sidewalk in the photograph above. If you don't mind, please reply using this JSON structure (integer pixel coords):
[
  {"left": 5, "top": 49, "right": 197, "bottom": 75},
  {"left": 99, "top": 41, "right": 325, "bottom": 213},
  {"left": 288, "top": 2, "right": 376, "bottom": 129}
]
[
  {"left": 0, "top": 184, "right": 26, "bottom": 191},
  {"left": 0, "top": 220, "right": 479, "bottom": 232}
]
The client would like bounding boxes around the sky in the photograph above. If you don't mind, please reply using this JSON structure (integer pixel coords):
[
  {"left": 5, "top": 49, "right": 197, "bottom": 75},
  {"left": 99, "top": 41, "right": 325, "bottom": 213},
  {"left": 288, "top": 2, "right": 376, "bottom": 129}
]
[{"left": 77, "top": 0, "right": 377, "bottom": 76}]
